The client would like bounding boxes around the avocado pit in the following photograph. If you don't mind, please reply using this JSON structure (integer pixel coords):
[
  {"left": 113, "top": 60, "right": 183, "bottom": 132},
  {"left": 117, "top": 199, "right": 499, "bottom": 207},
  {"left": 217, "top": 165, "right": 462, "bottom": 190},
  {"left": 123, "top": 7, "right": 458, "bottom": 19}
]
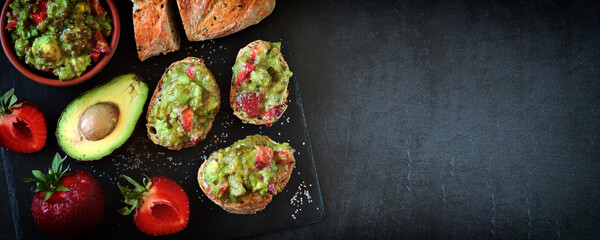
[{"left": 78, "top": 102, "right": 120, "bottom": 141}]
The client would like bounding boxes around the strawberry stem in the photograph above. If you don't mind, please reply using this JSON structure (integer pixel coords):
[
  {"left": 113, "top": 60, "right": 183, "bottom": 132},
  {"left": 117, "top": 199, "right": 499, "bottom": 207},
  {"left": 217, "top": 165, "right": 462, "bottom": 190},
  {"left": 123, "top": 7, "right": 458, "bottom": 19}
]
[
  {"left": 23, "top": 153, "right": 71, "bottom": 201},
  {"left": 117, "top": 175, "right": 152, "bottom": 216},
  {"left": 0, "top": 89, "right": 22, "bottom": 115}
]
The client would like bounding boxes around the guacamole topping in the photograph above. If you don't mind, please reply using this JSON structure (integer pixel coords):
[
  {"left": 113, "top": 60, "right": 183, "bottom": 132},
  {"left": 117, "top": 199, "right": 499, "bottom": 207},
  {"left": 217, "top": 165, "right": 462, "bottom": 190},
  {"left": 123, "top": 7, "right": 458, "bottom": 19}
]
[
  {"left": 203, "top": 135, "right": 295, "bottom": 203},
  {"left": 147, "top": 60, "right": 220, "bottom": 148},
  {"left": 232, "top": 41, "right": 293, "bottom": 126},
  {"left": 6, "top": 0, "right": 112, "bottom": 80}
]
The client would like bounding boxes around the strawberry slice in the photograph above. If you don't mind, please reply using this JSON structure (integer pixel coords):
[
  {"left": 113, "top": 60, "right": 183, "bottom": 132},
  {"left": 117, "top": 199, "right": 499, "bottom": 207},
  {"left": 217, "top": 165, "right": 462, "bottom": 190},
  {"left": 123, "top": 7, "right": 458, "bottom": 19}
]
[
  {"left": 262, "top": 104, "right": 285, "bottom": 127},
  {"left": 0, "top": 89, "right": 47, "bottom": 153},
  {"left": 90, "top": 0, "right": 105, "bottom": 16},
  {"left": 236, "top": 92, "right": 262, "bottom": 117},
  {"left": 236, "top": 62, "right": 255, "bottom": 87},
  {"left": 118, "top": 175, "right": 189, "bottom": 236},
  {"left": 254, "top": 145, "right": 273, "bottom": 170},
  {"left": 178, "top": 108, "right": 193, "bottom": 132}
]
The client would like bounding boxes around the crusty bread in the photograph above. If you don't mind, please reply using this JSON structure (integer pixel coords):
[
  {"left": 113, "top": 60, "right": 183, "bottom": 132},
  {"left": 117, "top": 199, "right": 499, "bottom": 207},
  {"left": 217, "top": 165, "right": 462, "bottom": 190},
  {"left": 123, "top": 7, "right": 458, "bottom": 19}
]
[
  {"left": 132, "top": 0, "right": 181, "bottom": 61},
  {"left": 146, "top": 57, "right": 220, "bottom": 150},
  {"left": 175, "top": 0, "right": 276, "bottom": 41},
  {"left": 197, "top": 136, "right": 295, "bottom": 214},
  {"left": 230, "top": 40, "right": 290, "bottom": 126}
]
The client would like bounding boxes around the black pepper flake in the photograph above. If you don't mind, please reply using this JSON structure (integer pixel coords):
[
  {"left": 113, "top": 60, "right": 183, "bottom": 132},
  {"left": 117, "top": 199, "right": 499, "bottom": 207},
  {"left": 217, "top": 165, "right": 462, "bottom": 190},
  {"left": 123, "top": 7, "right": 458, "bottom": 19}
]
[{"left": 238, "top": 5, "right": 244, "bottom": 8}]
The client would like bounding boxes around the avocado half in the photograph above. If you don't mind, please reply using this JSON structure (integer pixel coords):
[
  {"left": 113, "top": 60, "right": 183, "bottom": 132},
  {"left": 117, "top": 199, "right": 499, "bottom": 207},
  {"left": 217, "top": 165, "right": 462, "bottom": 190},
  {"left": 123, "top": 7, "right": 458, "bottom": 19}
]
[{"left": 56, "top": 74, "right": 149, "bottom": 161}]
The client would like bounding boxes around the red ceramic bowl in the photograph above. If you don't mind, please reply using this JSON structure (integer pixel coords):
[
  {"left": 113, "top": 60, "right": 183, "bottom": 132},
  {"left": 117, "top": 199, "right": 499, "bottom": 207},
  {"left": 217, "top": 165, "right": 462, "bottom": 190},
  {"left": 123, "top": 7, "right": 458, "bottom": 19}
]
[{"left": 0, "top": 0, "right": 120, "bottom": 87}]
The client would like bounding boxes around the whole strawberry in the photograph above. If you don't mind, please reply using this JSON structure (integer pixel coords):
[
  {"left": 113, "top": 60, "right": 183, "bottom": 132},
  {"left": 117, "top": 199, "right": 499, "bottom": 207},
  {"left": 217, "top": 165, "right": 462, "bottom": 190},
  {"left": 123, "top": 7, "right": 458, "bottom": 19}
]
[
  {"left": 24, "top": 153, "right": 105, "bottom": 239},
  {"left": 0, "top": 89, "right": 47, "bottom": 153},
  {"left": 118, "top": 175, "right": 189, "bottom": 236}
]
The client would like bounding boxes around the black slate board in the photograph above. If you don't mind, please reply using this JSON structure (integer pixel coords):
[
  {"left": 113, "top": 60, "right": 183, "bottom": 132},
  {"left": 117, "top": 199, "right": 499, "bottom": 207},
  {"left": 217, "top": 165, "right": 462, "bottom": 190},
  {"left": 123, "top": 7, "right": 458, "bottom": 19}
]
[{"left": 0, "top": 1, "right": 324, "bottom": 239}]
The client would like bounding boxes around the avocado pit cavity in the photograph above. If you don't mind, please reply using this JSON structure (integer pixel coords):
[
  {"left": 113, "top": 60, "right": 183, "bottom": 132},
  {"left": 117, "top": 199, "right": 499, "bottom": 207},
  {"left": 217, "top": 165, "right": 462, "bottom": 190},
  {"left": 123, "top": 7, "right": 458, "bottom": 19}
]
[{"left": 78, "top": 102, "right": 120, "bottom": 141}]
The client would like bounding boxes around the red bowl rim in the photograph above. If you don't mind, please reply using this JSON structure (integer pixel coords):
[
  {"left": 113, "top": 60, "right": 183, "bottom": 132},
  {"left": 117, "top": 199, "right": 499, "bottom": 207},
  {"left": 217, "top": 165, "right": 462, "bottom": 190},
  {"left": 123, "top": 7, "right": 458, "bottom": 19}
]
[{"left": 0, "top": 0, "right": 120, "bottom": 87}]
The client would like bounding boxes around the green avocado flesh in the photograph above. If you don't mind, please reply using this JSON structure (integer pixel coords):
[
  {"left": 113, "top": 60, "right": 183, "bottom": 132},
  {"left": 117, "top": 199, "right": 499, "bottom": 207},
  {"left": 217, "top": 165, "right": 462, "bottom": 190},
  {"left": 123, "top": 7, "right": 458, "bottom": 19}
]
[
  {"left": 203, "top": 135, "right": 295, "bottom": 203},
  {"left": 56, "top": 74, "right": 149, "bottom": 161}
]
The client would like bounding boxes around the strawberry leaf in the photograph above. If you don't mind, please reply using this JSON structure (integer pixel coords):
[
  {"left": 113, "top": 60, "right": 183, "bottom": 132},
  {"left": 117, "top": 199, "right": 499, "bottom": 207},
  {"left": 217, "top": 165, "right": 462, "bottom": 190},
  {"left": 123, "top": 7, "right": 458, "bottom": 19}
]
[
  {"left": 32, "top": 170, "right": 46, "bottom": 181},
  {"left": 23, "top": 153, "right": 71, "bottom": 202},
  {"left": 55, "top": 185, "right": 70, "bottom": 192},
  {"left": 117, "top": 175, "right": 151, "bottom": 216},
  {"left": 43, "top": 191, "right": 53, "bottom": 201}
]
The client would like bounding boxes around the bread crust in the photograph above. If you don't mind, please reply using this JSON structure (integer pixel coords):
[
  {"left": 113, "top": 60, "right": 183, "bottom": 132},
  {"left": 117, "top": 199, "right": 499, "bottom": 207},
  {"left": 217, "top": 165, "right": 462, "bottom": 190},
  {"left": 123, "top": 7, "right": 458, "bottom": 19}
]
[
  {"left": 132, "top": 0, "right": 181, "bottom": 61},
  {"left": 146, "top": 57, "right": 220, "bottom": 150},
  {"left": 175, "top": 0, "right": 276, "bottom": 41},
  {"left": 230, "top": 40, "right": 290, "bottom": 126},
  {"left": 197, "top": 136, "right": 295, "bottom": 214}
]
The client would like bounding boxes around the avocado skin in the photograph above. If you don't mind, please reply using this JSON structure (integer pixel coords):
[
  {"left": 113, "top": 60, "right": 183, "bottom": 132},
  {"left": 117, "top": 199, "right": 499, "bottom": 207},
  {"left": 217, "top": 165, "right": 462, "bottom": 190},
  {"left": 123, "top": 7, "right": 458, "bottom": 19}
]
[{"left": 56, "top": 74, "right": 149, "bottom": 161}]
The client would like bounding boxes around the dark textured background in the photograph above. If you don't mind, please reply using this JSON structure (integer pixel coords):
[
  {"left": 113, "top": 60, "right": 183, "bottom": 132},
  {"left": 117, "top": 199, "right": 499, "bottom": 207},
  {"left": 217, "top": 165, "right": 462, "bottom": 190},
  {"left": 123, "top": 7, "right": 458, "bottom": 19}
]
[{"left": 2, "top": 0, "right": 600, "bottom": 239}]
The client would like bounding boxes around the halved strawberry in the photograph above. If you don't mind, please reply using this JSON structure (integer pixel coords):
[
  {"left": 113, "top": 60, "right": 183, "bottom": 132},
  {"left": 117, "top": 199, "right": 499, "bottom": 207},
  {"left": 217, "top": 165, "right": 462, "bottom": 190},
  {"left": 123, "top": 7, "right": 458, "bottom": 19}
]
[
  {"left": 0, "top": 89, "right": 47, "bottom": 153},
  {"left": 118, "top": 175, "right": 189, "bottom": 236},
  {"left": 178, "top": 108, "right": 193, "bottom": 132},
  {"left": 24, "top": 153, "right": 105, "bottom": 239},
  {"left": 236, "top": 92, "right": 262, "bottom": 117},
  {"left": 255, "top": 145, "right": 273, "bottom": 170}
]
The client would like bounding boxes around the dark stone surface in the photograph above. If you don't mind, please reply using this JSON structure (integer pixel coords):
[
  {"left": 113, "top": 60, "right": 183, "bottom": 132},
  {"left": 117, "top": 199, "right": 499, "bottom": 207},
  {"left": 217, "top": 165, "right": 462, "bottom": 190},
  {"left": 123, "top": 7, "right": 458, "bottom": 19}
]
[{"left": 1, "top": 0, "right": 600, "bottom": 239}]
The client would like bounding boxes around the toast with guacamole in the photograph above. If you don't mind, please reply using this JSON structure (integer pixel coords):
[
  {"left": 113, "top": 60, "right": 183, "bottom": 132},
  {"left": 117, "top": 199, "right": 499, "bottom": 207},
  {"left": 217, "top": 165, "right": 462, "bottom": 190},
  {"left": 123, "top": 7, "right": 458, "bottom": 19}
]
[
  {"left": 230, "top": 40, "right": 293, "bottom": 127},
  {"left": 146, "top": 57, "right": 220, "bottom": 150},
  {"left": 175, "top": 0, "right": 275, "bottom": 41},
  {"left": 198, "top": 135, "right": 295, "bottom": 214}
]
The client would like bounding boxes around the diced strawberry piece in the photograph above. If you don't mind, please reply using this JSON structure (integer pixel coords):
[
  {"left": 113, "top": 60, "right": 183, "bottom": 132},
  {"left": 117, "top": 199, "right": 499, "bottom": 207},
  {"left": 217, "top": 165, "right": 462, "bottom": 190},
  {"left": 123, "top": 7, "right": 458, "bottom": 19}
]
[
  {"left": 249, "top": 47, "right": 258, "bottom": 63},
  {"left": 262, "top": 104, "right": 284, "bottom": 127},
  {"left": 268, "top": 182, "right": 277, "bottom": 195},
  {"left": 236, "top": 62, "right": 255, "bottom": 87},
  {"left": 186, "top": 65, "right": 195, "bottom": 79},
  {"left": 254, "top": 145, "right": 273, "bottom": 170},
  {"left": 218, "top": 186, "right": 228, "bottom": 195},
  {"left": 93, "top": 31, "right": 110, "bottom": 53},
  {"left": 29, "top": 0, "right": 47, "bottom": 26},
  {"left": 89, "top": 31, "right": 110, "bottom": 63},
  {"left": 236, "top": 92, "right": 262, "bottom": 117},
  {"left": 90, "top": 0, "right": 105, "bottom": 16},
  {"left": 7, "top": 21, "right": 17, "bottom": 31},
  {"left": 0, "top": 99, "right": 47, "bottom": 153},
  {"left": 178, "top": 108, "right": 193, "bottom": 132},
  {"left": 30, "top": 11, "right": 46, "bottom": 25},
  {"left": 90, "top": 50, "right": 101, "bottom": 63},
  {"left": 275, "top": 150, "right": 293, "bottom": 164}
]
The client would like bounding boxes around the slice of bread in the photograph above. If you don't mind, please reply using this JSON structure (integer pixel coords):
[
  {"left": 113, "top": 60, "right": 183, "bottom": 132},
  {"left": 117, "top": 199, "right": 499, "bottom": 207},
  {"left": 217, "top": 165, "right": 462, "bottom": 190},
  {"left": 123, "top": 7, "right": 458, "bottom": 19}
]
[
  {"left": 146, "top": 57, "right": 221, "bottom": 150},
  {"left": 197, "top": 135, "right": 295, "bottom": 214},
  {"left": 230, "top": 40, "right": 292, "bottom": 126},
  {"left": 132, "top": 0, "right": 181, "bottom": 61},
  {"left": 175, "top": 0, "right": 276, "bottom": 41}
]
